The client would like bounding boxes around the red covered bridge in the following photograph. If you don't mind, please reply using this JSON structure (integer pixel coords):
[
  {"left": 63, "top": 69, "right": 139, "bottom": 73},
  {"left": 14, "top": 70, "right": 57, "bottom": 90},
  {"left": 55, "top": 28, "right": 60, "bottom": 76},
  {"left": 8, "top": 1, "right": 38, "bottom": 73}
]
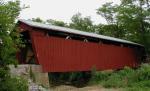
[{"left": 17, "top": 19, "right": 145, "bottom": 72}]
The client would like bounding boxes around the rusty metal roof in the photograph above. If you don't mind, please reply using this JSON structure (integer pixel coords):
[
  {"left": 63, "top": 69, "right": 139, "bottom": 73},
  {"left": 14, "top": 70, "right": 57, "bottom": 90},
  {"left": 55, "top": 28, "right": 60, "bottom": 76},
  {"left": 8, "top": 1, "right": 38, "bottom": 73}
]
[{"left": 18, "top": 19, "right": 143, "bottom": 46}]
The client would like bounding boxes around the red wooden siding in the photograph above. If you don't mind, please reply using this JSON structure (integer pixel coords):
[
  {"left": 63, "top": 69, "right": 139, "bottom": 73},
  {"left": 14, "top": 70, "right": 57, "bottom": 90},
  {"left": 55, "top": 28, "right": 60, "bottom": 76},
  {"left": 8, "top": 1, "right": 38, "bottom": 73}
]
[
  {"left": 29, "top": 30, "right": 45, "bottom": 64},
  {"left": 32, "top": 36, "right": 138, "bottom": 72},
  {"left": 18, "top": 22, "right": 32, "bottom": 32}
]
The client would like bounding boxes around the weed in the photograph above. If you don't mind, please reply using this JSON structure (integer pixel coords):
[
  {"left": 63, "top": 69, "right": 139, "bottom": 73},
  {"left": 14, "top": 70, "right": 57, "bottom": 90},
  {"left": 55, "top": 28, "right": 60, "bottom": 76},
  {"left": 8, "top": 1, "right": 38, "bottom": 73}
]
[{"left": 90, "top": 63, "right": 150, "bottom": 90}]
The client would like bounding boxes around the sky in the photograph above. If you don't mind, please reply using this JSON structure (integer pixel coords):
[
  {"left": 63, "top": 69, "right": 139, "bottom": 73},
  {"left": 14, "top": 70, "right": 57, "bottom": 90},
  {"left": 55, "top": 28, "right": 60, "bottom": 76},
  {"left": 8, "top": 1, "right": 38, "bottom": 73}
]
[{"left": 19, "top": 0, "right": 120, "bottom": 24}]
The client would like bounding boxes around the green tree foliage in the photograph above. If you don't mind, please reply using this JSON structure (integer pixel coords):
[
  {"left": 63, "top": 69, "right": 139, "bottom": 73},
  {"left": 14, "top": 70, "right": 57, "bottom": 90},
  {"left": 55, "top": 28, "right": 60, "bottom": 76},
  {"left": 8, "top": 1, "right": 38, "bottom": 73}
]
[
  {"left": 31, "top": 17, "right": 44, "bottom": 23},
  {"left": 46, "top": 19, "right": 68, "bottom": 27},
  {"left": 0, "top": 0, "right": 22, "bottom": 67},
  {"left": 32, "top": 13, "right": 96, "bottom": 33},
  {"left": 0, "top": 0, "right": 28, "bottom": 90},
  {"left": 97, "top": 0, "right": 150, "bottom": 52},
  {"left": 95, "top": 24, "right": 126, "bottom": 38},
  {"left": 31, "top": 17, "right": 68, "bottom": 27},
  {"left": 69, "top": 13, "right": 95, "bottom": 33}
]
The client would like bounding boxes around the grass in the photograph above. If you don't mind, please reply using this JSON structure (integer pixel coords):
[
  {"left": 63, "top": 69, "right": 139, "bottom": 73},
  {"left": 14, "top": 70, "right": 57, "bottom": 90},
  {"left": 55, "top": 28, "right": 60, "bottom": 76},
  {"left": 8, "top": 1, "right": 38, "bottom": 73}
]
[
  {"left": 90, "top": 64, "right": 150, "bottom": 91},
  {"left": 48, "top": 63, "right": 150, "bottom": 91}
]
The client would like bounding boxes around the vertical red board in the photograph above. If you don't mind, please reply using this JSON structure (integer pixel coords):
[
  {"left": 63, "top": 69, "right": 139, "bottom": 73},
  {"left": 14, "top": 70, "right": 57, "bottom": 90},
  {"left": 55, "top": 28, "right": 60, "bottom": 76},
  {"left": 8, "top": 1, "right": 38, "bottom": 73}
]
[{"left": 32, "top": 36, "right": 138, "bottom": 72}]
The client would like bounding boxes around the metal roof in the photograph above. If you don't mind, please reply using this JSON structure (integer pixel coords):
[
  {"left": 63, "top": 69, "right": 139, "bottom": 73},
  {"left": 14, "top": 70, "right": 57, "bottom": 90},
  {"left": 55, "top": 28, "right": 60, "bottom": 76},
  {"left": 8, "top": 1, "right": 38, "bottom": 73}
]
[{"left": 18, "top": 19, "right": 143, "bottom": 46}]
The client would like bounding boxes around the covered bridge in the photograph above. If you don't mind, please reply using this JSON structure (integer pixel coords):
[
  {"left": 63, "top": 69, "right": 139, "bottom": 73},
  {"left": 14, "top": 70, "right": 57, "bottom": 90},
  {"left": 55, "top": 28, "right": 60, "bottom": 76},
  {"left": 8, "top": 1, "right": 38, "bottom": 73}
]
[{"left": 17, "top": 19, "right": 145, "bottom": 72}]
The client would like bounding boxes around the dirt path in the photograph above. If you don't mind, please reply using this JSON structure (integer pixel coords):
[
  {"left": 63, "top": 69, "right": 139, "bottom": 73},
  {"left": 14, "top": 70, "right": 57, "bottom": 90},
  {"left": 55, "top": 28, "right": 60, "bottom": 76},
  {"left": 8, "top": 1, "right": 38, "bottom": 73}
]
[{"left": 51, "top": 85, "right": 121, "bottom": 91}]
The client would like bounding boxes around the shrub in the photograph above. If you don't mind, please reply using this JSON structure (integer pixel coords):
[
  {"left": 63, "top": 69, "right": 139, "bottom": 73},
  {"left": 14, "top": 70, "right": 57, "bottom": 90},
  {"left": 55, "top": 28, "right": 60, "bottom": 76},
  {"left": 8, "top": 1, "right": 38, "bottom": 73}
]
[
  {"left": 102, "top": 73, "right": 126, "bottom": 88},
  {"left": 48, "top": 63, "right": 150, "bottom": 90},
  {"left": 90, "top": 64, "right": 150, "bottom": 90},
  {"left": 48, "top": 72, "right": 91, "bottom": 87},
  {"left": 137, "top": 64, "right": 150, "bottom": 81},
  {"left": 0, "top": 75, "right": 28, "bottom": 91},
  {"left": 89, "top": 71, "right": 112, "bottom": 84},
  {"left": 8, "top": 76, "right": 28, "bottom": 91}
]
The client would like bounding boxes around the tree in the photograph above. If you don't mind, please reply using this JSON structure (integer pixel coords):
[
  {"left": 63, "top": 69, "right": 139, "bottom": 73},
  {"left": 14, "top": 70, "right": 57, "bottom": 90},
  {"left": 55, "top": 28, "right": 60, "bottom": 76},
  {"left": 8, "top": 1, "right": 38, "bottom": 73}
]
[
  {"left": 30, "top": 18, "right": 68, "bottom": 27},
  {"left": 31, "top": 13, "right": 96, "bottom": 33},
  {"left": 69, "top": 13, "right": 95, "bottom": 33},
  {"left": 31, "top": 17, "right": 44, "bottom": 23},
  {"left": 97, "top": 0, "right": 150, "bottom": 52},
  {"left": 46, "top": 13, "right": 95, "bottom": 33},
  {"left": 0, "top": 0, "right": 21, "bottom": 68},
  {"left": 46, "top": 19, "right": 68, "bottom": 27},
  {"left": 0, "top": 0, "right": 28, "bottom": 90},
  {"left": 95, "top": 24, "right": 125, "bottom": 38}
]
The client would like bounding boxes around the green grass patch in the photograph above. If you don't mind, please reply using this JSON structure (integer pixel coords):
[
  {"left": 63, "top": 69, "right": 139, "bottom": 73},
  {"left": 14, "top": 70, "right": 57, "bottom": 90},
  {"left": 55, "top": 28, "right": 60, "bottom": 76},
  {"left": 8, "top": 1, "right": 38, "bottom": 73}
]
[{"left": 90, "top": 64, "right": 150, "bottom": 91}]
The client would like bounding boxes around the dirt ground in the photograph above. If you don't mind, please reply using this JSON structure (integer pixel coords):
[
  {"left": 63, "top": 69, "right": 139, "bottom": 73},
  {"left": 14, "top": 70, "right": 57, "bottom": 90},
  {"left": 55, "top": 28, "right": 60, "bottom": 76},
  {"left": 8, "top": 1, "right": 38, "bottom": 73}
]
[{"left": 51, "top": 85, "right": 121, "bottom": 91}]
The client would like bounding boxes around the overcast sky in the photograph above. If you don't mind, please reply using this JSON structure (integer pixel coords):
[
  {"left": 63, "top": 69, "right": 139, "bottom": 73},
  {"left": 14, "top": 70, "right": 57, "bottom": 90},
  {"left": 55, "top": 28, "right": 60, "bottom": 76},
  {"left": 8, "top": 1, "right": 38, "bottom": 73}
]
[{"left": 19, "top": 0, "right": 120, "bottom": 24}]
